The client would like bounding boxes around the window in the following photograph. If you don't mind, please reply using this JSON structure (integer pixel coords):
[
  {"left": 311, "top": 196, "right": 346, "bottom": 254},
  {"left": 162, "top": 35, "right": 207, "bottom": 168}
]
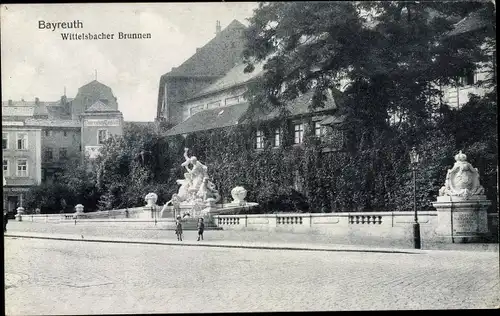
[
  {"left": 45, "top": 130, "right": 51, "bottom": 137},
  {"left": 98, "top": 129, "right": 108, "bottom": 145},
  {"left": 207, "top": 101, "right": 221, "bottom": 109},
  {"left": 3, "top": 159, "right": 9, "bottom": 177},
  {"left": 225, "top": 96, "right": 240, "bottom": 106},
  {"left": 294, "top": 123, "right": 304, "bottom": 144},
  {"left": 17, "top": 133, "right": 28, "bottom": 150},
  {"left": 2, "top": 133, "right": 8, "bottom": 150},
  {"left": 314, "top": 121, "right": 325, "bottom": 138},
  {"left": 59, "top": 148, "right": 67, "bottom": 160},
  {"left": 64, "top": 131, "right": 68, "bottom": 137},
  {"left": 44, "top": 148, "right": 53, "bottom": 161},
  {"left": 190, "top": 104, "right": 204, "bottom": 115},
  {"left": 460, "top": 69, "right": 475, "bottom": 86},
  {"left": 256, "top": 130, "right": 265, "bottom": 149},
  {"left": 274, "top": 128, "right": 282, "bottom": 147},
  {"left": 330, "top": 129, "right": 345, "bottom": 149},
  {"left": 16, "top": 159, "right": 28, "bottom": 177}
]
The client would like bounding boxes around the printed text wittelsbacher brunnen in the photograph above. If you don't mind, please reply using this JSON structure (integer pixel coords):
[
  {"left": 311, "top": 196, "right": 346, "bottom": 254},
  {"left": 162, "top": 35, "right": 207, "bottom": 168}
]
[{"left": 38, "top": 20, "right": 152, "bottom": 40}]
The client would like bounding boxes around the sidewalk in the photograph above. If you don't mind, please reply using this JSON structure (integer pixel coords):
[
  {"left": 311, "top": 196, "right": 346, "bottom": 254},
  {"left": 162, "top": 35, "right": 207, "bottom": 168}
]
[
  {"left": 5, "top": 231, "right": 424, "bottom": 254},
  {"left": 4, "top": 221, "right": 499, "bottom": 253}
]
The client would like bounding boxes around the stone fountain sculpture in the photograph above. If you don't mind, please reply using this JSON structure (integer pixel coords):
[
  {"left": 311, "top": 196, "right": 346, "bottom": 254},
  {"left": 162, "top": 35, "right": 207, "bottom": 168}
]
[
  {"left": 433, "top": 151, "right": 491, "bottom": 243},
  {"left": 159, "top": 148, "right": 257, "bottom": 219}
]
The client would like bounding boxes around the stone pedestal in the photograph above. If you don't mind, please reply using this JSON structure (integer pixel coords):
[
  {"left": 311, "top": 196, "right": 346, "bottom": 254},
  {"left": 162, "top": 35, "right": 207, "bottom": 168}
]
[
  {"left": 15, "top": 207, "right": 24, "bottom": 221},
  {"left": 433, "top": 196, "right": 490, "bottom": 243}
]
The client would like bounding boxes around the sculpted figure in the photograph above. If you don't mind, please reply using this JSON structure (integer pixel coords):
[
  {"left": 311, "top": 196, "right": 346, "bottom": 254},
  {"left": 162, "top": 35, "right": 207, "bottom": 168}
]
[
  {"left": 197, "top": 177, "right": 221, "bottom": 203},
  {"left": 176, "top": 172, "right": 193, "bottom": 202},
  {"left": 439, "top": 151, "right": 485, "bottom": 199},
  {"left": 182, "top": 148, "right": 208, "bottom": 194}
]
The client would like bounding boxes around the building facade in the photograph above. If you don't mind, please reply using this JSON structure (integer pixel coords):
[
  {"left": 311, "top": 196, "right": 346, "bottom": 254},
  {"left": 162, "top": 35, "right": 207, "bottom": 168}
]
[
  {"left": 2, "top": 80, "right": 124, "bottom": 194},
  {"left": 2, "top": 122, "right": 42, "bottom": 215},
  {"left": 157, "top": 20, "right": 247, "bottom": 125}
]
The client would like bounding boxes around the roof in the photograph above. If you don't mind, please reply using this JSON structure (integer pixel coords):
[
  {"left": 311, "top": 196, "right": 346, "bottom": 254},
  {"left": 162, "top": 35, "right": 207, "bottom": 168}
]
[
  {"left": 165, "top": 89, "right": 341, "bottom": 136},
  {"left": 79, "top": 80, "right": 114, "bottom": 92},
  {"left": 446, "top": 8, "right": 492, "bottom": 37},
  {"left": 247, "top": 90, "right": 338, "bottom": 122},
  {"left": 85, "top": 100, "right": 118, "bottom": 112},
  {"left": 1, "top": 106, "right": 35, "bottom": 117},
  {"left": 124, "top": 121, "right": 157, "bottom": 129},
  {"left": 24, "top": 118, "right": 81, "bottom": 128},
  {"left": 167, "top": 20, "right": 247, "bottom": 78},
  {"left": 187, "top": 61, "right": 265, "bottom": 101},
  {"left": 164, "top": 102, "right": 250, "bottom": 136}
]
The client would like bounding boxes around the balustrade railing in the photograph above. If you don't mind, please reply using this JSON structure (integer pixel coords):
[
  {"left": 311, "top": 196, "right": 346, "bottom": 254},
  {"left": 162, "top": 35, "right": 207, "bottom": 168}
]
[
  {"left": 277, "top": 216, "right": 303, "bottom": 225},
  {"left": 218, "top": 217, "right": 240, "bottom": 225},
  {"left": 348, "top": 215, "right": 383, "bottom": 225}
]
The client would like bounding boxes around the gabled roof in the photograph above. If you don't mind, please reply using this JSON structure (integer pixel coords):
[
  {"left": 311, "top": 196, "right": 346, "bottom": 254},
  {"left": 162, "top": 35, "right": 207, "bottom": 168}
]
[
  {"left": 164, "top": 102, "right": 250, "bottom": 136},
  {"left": 85, "top": 100, "right": 117, "bottom": 113},
  {"left": 167, "top": 20, "right": 247, "bottom": 78},
  {"left": 186, "top": 61, "right": 265, "bottom": 101}
]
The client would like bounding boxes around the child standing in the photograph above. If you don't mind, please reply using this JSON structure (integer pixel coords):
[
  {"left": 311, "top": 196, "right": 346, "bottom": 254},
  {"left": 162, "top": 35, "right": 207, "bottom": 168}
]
[
  {"left": 175, "top": 216, "right": 183, "bottom": 241},
  {"left": 197, "top": 217, "right": 205, "bottom": 241}
]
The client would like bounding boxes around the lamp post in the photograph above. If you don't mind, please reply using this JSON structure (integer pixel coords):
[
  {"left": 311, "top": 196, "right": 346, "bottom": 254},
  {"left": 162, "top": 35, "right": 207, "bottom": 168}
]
[{"left": 409, "top": 146, "right": 421, "bottom": 249}]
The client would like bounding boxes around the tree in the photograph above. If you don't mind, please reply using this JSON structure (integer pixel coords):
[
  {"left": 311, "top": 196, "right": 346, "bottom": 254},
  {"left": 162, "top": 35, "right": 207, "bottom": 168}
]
[{"left": 242, "top": 1, "right": 494, "bottom": 136}]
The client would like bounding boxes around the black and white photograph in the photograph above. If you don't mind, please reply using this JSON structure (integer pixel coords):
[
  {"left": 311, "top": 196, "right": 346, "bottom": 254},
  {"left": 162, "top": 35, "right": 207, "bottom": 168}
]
[{"left": 1, "top": 1, "right": 498, "bottom": 313}]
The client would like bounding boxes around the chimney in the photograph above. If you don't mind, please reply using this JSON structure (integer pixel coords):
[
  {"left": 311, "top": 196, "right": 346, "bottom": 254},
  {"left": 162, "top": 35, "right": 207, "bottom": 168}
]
[
  {"left": 8, "top": 99, "right": 13, "bottom": 106},
  {"left": 35, "top": 97, "right": 40, "bottom": 105},
  {"left": 216, "top": 20, "right": 221, "bottom": 34}
]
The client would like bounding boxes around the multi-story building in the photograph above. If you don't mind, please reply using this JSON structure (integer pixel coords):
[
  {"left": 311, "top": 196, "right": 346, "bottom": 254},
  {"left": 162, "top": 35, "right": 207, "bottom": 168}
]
[
  {"left": 158, "top": 20, "right": 345, "bottom": 152},
  {"left": 2, "top": 80, "right": 124, "bottom": 188},
  {"left": 2, "top": 121, "right": 42, "bottom": 215},
  {"left": 440, "top": 7, "right": 495, "bottom": 108},
  {"left": 156, "top": 20, "right": 247, "bottom": 126},
  {"left": 80, "top": 100, "right": 124, "bottom": 159}
]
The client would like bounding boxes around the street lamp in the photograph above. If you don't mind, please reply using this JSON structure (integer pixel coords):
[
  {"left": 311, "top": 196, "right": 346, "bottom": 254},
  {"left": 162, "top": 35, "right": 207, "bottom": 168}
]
[{"left": 409, "top": 146, "right": 421, "bottom": 249}]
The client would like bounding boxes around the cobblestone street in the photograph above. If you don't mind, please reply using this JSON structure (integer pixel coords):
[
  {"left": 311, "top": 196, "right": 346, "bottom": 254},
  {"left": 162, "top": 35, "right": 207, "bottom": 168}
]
[{"left": 4, "top": 236, "right": 499, "bottom": 314}]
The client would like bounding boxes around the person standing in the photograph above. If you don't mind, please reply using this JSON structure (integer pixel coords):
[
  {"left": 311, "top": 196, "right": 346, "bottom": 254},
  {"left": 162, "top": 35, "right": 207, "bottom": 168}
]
[
  {"left": 4, "top": 210, "right": 9, "bottom": 233},
  {"left": 197, "top": 217, "right": 205, "bottom": 241},
  {"left": 175, "top": 216, "right": 183, "bottom": 241}
]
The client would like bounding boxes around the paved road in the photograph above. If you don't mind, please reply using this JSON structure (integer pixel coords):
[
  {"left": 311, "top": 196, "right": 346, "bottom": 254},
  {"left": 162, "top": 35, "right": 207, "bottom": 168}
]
[
  {"left": 4, "top": 237, "right": 499, "bottom": 314},
  {"left": 5, "top": 221, "right": 499, "bottom": 251}
]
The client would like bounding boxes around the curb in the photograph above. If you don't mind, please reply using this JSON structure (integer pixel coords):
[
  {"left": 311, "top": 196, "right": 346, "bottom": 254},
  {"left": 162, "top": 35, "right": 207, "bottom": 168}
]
[{"left": 4, "top": 233, "right": 424, "bottom": 254}]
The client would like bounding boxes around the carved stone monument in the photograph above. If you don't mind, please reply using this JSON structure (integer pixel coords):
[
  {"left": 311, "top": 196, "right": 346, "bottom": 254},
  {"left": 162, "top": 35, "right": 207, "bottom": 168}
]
[
  {"left": 432, "top": 151, "right": 491, "bottom": 243},
  {"left": 159, "top": 148, "right": 257, "bottom": 221}
]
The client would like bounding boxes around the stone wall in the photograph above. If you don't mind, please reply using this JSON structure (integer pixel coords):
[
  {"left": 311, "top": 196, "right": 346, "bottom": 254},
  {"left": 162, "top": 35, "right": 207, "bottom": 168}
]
[{"left": 214, "top": 211, "right": 499, "bottom": 242}]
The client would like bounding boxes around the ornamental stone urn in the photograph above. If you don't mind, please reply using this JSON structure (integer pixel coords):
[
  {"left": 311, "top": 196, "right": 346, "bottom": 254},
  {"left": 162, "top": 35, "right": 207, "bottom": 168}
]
[
  {"left": 15, "top": 207, "right": 25, "bottom": 222},
  {"left": 143, "top": 193, "right": 159, "bottom": 219},
  {"left": 231, "top": 186, "right": 248, "bottom": 206},
  {"left": 73, "top": 204, "right": 84, "bottom": 219},
  {"left": 432, "top": 151, "right": 490, "bottom": 243},
  {"left": 145, "top": 193, "right": 158, "bottom": 207}
]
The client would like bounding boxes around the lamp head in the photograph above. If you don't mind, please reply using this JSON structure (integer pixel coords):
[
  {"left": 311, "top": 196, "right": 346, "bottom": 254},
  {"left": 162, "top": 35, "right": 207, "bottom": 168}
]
[{"left": 409, "top": 147, "right": 419, "bottom": 164}]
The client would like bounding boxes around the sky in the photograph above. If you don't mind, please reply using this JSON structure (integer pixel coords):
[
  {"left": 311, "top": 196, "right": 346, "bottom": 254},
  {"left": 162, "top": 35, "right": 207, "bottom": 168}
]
[{"left": 1, "top": 2, "right": 258, "bottom": 121}]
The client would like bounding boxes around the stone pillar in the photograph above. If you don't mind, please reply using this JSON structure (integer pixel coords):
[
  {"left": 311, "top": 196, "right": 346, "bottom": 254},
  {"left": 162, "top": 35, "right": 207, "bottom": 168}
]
[
  {"left": 433, "top": 196, "right": 490, "bottom": 243},
  {"left": 15, "top": 207, "right": 24, "bottom": 221},
  {"left": 433, "top": 151, "right": 491, "bottom": 243}
]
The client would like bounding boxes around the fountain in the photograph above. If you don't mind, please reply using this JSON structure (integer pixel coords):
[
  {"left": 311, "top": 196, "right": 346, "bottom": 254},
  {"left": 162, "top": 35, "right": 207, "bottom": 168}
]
[{"left": 156, "top": 148, "right": 258, "bottom": 226}]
